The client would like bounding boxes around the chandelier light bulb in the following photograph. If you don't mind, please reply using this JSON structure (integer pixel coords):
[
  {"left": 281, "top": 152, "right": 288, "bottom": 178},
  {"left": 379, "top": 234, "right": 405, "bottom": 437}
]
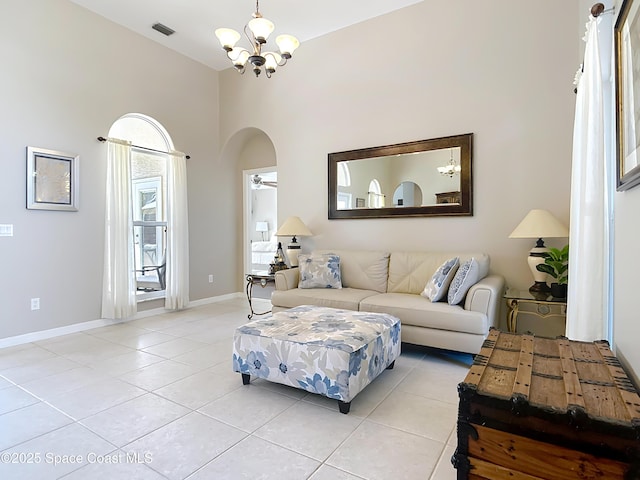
[
  {"left": 276, "top": 35, "right": 300, "bottom": 58},
  {"left": 228, "top": 48, "right": 250, "bottom": 69},
  {"left": 248, "top": 17, "right": 275, "bottom": 44},
  {"left": 264, "top": 52, "right": 282, "bottom": 74},
  {"left": 215, "top": 28, "right": 241, "bottom": 51}
]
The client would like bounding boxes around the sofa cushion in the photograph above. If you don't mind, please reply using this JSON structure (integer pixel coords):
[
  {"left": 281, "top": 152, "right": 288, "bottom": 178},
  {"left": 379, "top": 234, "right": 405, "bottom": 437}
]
[
  {"left": 360, "top": 293, "right": 488, "bottom": 335},
  {"left": 448, "top": 258, "right": 481, "bottom": 305},
  {"left": 421, "top": 257, "right": 459, "bottom": 302},
  {"left": 271, "top": 288, "right": 379, "bottom": 312},
  {"left": 388, "top": 252, "right": 490, "bottom": 295},
  {"left": 314, "top": 250, "right": 390, "bottom": 293},
  {"left": 298, "top": 253, "right": 342, "bottom": 289}
]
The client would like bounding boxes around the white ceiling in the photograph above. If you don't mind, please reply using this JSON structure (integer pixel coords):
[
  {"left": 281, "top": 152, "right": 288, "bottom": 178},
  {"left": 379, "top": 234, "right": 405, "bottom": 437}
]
[{"left": 70, "top": 0, "right": 423, "bottom": 71}]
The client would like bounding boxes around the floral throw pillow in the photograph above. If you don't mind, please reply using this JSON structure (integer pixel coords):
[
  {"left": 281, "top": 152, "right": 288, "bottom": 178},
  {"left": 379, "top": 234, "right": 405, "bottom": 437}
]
[
  {"left": 448, "top": 258, "right": 480, "bottom": 305},
  {"left": 421, "top": 257, "right": 459, "bottom": 302},
  {"left": 298, "top": 254, "right": 342, "bottom": 289}
]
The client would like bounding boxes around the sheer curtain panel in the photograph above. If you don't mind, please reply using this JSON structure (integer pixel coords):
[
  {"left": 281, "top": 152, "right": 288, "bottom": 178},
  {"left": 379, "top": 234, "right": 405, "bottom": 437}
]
[
  {"left": 567, "top": 15, "right": 610, "bottom": 342},
  {"left": 101, "top": 138, "right": 137, "bottom": 319},
  {"left": 165, "top": 151, "right": 190, "bottom": 310}
]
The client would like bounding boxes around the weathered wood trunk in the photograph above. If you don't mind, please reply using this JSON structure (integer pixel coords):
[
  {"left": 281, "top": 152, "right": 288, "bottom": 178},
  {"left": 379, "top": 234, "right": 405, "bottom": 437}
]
[{"left": 453, "top": 329, "right": 640, "bottom": 479}]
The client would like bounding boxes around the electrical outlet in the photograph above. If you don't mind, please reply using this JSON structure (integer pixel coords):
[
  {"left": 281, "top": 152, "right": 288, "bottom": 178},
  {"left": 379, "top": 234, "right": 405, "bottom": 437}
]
[
  {"left": 31, "top": 298, "right": 40, "bottom": 310},
  {"left": 208, "top": 274, "right": 214, "bottom": 283}
]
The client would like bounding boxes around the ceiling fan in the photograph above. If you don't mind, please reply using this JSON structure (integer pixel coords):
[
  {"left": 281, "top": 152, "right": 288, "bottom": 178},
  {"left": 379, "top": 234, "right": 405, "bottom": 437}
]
[{"left": 251, "top": 174, "right": 277, "bottom": 188}]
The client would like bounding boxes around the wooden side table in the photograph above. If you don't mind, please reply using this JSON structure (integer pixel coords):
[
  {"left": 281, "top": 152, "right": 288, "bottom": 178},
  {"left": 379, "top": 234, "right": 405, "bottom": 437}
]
[
  {"left": 504, "top": 288, "right": 567, "bottom": 333},
  {"left": 245, "top": 271, "right": 275, "bottom": 319}
]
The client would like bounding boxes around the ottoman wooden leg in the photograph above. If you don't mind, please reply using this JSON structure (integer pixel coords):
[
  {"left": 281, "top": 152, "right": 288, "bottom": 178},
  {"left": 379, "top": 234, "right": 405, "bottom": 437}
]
[
  {"left": 338, "top": 400, "right": 351, "bottom": 414},
  {"left": 241, "top": 373, "right": 251, "bottom": 385},
  {"left": 387, "top": 361, "right": 395, "bottom": 370}
]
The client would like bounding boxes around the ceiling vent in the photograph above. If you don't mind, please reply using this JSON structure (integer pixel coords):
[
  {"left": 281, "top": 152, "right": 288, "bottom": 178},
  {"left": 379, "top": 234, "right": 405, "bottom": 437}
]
[{"left": 152, "top": 23, "right": 175, "bottom": 36}]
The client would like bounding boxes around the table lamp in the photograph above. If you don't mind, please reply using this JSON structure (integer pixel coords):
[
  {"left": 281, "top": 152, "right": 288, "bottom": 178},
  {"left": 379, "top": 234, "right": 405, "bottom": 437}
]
[
  {"left": 255, "top": 221, "right": 269, "bottom": 241},
  {"left": 509, "top": 209, "right": 569, "bottom": 293},
  {"left": 275, "top": 216, "right": 312, "bottom": 267}
]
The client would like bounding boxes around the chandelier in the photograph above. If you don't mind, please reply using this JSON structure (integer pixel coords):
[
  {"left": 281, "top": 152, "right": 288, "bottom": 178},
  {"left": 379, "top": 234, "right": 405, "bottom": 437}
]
[
  {"left": 437, "top": 149, "right": 461, "bottom": 177},
  {"left": 214, "top": 0, "right": 300, "bottom": 78}
]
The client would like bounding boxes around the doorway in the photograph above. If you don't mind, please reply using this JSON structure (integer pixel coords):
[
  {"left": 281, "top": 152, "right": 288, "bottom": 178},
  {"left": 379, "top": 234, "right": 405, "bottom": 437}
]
[{"left": 243, "top": 168, "right": 278, "bottom": 300}]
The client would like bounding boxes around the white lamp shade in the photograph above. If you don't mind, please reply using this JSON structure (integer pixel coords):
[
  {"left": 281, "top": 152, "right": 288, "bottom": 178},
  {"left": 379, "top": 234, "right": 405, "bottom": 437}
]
[
  {"left": 264, "top": 52, "right": 281, "bottom": 72},
  {"left": 228, "top": 48, "right": 250, "bottom": 68},
  {"left": 215, "top": 28, "right": 241, "bottom": 50},
  {"left": 255, "top": 221, "right": 269, "bottom": 233},
  {"left": 248, "top": 17, "right": 275, "bottom": 42},
  {"left": 275, "top": 216, "right": 312, "bottom": 237},
  {"left": 276, "top": 34, "right": 300, "bottom": 57},
  {"left": 509, "top": 209, "right": 569, "bottom": 239}
]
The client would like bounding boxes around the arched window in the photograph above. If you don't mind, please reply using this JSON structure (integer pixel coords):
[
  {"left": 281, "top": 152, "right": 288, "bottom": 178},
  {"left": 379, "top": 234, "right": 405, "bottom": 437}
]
[
  {"left": 368, "top": 179, "right": 385, "bottom": 208},
  {"left": 336, "top": 161, "right": 352, "bottom": 209},
  {"left": 102, "top": 113, "right": 188, "bottom": 318}
]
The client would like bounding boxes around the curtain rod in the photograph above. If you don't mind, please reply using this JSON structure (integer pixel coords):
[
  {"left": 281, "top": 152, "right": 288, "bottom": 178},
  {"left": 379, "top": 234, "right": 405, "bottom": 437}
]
[
  {"left": 97, "top": 137, "right": 190, "bottom": 159},
  {"left": 590, "top": 3, "right": 614, "bottom": 17}
]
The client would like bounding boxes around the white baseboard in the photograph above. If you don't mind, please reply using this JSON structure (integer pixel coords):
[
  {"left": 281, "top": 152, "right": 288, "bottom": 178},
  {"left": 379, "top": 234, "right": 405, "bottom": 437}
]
[{"left": 0, "top": 292, "right": 245, "bottom": 350}]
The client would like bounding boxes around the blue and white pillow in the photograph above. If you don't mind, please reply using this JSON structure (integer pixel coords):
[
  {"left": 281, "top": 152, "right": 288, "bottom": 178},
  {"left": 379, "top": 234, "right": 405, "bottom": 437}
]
[
  {"left": 299, "top": 254, "right": 342, "bottom": 289},
  {"left": 448, "top": 258, "right": 480, "bottom": 305},
  {"left": 421, "top": 257, "right": 459, "bottom": 302}
]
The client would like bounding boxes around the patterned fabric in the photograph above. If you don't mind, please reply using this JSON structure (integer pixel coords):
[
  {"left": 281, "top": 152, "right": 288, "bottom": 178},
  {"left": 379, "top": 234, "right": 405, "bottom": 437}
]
[
  {"left": 448, "top": 257, "right": 480, "bottom": 305},
  {"left": 421, "top": 257, "right": 459, "bottom": 302},
  {"left": 233, "top": 305, "right": 401, "bottom": 402},
  {"left": 298, "top": 254, "right": 342, "bottom": 289}
]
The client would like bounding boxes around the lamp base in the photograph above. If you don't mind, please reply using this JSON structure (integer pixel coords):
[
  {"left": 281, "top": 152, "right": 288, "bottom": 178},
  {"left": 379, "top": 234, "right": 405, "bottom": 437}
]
[
  {"left": 287, "top": 244, "right": 301, "bottom": 267},
  {"left": 529, "top": 281, "right": 551, "bottom": 294}
]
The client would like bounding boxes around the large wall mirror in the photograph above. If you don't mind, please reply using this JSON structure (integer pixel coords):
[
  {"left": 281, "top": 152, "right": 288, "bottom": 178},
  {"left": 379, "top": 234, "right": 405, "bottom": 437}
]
[{"left": 328, "top": 133, "right": 473, "bottom": 219}]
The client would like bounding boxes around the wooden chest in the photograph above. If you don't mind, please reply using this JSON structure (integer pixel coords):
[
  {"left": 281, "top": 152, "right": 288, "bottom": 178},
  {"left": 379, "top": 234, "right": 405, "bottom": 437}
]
[{"left": 453, "top": 329, "right": 640, "bottom": 479}]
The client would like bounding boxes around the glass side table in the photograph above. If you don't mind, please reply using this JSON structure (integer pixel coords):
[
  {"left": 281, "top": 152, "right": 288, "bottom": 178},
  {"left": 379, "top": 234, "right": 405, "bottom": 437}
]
[
  {"left": 245, "top": 271, "right": 275, "bottom": 319},
  {"left": 504, "top": 288, "right": 567, "bottom": 333}
]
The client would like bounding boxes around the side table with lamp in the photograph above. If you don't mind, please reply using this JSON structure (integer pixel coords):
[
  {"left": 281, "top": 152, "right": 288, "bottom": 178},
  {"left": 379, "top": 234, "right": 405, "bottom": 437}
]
[
  {"left": 275, "top": 216, "right": 313, "bottom": 267},
  {"left": 508, "top": 209, "right": 569, "bottom": 294}
]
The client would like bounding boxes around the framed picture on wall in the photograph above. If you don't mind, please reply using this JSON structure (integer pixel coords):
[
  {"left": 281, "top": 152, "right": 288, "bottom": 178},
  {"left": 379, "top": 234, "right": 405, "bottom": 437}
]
[
  {"left": 26, "top": 146, "right": 79, "bottom": 211},
  {"left": 615, "top": 0, "right": 640, "bottom": 191}
]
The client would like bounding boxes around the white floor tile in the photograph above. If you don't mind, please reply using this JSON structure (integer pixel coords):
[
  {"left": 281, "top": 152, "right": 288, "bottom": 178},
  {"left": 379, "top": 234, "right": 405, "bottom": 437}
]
[
  {"left": 60, "top": 458, "right": 165, "bottom": 480},
  {"left": 20, "top": 367, "right": 109, "bottom": 400},
  {"left": 327, "top": 420, "right": 444, "bottom": 480},
  {"left": 0, "top": 344, "right": 57, "bottom": 370},
  {"left": 80, "top": 393, "right": 189, "bottom": 447},
  {"left": 396, "top": 362, "right": 467, "bottom": 405},
  {"left": 0, "top": 385, "right": 40, "bottom": 414},
  {"left": 154, "top": 369, "right": 240, "bottom": 409},
  {"left": 188, "top": 435, "right": 320, "bottom": 480},
  {"left": 0, "top": 402, "right": 73, "bottom": 451},
  {"left": 141, "top": 337, "right": 207, "bottom": 359},
  {"left": 124, "top": 411, "right": 247, "bottom": 480},
  {"left": 254, "top": 401, "right": 362, "bottom": 461},
  {"left": 118, "top": 359, "right": 201, "bottom": 391},
  {"left": 367, "top": 390, "right": 457, "bottom": 442},
  {"left": 430, "top": 443, "right": 458, "bottom": 480},
  {"left": 0, "top": 356, "right": 82, "bottom": 385},
  {"left": 171, "top": 342, "right": 230, "bottom": 368},
  {"left": 308, "top": 464, "right": 365, "bottom": 480},
  {"left": 87, "top": 350, "right": 165, "bottom": 377},
  {"left": 0, "top": 423, "right": 115, "bottom": 480},
  {"left": 46, "top": 377, "right": 147, "bottom": 419},
  {"left": 199, "top": 385, "right": 298, "bottom": 432}
]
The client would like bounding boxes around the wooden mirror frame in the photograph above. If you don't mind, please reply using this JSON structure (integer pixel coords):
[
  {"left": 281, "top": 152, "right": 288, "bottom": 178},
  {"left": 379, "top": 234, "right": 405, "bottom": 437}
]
[{"left": 328, "top": 133, "right": 473, "bottom": 219}]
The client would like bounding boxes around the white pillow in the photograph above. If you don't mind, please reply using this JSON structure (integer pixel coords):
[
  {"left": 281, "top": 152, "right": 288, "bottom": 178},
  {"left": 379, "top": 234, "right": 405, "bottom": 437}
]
[
  {"left": 448, "top": 258, "right": 480, "bottom": 305},
  {"left": 298, "top": 254, "right": 342, "bottom": 289},
  {"left": 421, "top": 257, "right": 459, "bottom": 302}
]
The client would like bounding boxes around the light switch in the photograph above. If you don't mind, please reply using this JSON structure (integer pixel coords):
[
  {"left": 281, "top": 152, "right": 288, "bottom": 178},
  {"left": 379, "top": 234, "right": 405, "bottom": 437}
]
[{"left": 0, "top": 224, "right": 13, "bottom": 237}]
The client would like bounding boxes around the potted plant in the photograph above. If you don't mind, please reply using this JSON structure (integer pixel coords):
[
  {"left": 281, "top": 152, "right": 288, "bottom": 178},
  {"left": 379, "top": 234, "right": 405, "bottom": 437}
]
[{"left": 536, "top": 245, "right": 569, "bottom": 298}]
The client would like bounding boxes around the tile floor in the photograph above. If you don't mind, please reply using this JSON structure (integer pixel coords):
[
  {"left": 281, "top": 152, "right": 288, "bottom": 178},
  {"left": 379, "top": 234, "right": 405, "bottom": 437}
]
[{"left": 0, "top": 297, "right": 472, "bottom": 480}]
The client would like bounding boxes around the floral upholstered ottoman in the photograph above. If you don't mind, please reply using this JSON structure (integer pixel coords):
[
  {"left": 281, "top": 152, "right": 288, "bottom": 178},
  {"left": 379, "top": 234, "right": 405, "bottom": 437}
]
[{"left": 232, "top": 305, "right": 401, "bottom": 413}]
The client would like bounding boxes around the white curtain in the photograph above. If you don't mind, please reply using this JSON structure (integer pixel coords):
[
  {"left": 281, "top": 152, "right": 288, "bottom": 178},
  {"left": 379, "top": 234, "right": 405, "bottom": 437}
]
[
  {"left": 165, "top": 150, "right": 190, "bottom": 310},
  {"left": 566, "top": 15, "right": 609, "bottom": 342},
  {"left": 101, "top": 138, "right": 137, "bottom": 319}
]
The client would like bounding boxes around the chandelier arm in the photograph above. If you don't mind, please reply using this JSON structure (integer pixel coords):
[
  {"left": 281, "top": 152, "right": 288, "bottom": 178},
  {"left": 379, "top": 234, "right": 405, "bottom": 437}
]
[{"left": 243, "top": 24, "right": 260, "bottom": 55}]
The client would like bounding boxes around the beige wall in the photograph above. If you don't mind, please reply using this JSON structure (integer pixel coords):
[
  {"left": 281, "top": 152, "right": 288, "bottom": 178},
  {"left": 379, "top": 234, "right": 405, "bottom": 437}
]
[
  {"left": 0, "top": 0, "right": 221, "bottom": 339},
  {"left": 220, "top": 0, "right": 577, "bottom": 296}
]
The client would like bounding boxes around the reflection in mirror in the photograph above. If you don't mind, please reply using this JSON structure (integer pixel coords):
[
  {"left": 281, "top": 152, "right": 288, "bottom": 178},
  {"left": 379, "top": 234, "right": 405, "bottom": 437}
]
[
  {"left": 328, "top": 133, "right": 473, "bottom": 219},
  {"left": 393, "top": 181, "right": 423, "bottom": 207}
]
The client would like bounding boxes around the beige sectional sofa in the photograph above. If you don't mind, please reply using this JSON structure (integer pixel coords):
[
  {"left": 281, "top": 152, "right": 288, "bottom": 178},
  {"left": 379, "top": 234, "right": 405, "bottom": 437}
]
[{"left": 271, "top": 250, "right": 505, "bottom": 354}]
